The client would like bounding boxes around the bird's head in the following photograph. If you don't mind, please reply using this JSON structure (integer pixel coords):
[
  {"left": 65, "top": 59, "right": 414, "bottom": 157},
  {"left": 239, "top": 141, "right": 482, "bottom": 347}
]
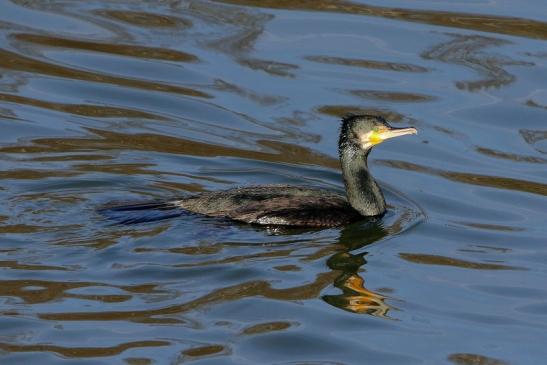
[{"left": 340, "top": 115, "right": 417, "bottom": 152}]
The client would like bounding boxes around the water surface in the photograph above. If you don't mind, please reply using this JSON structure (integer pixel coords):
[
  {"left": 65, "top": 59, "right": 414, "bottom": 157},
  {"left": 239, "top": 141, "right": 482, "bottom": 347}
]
[{"left": 0, "top": 0, "right": 546, "bottom": 364}]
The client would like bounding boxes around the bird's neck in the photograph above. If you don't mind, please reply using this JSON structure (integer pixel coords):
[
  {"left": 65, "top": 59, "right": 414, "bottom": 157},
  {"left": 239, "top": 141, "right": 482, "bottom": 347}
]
[{"left": 339, "top": 147, "right": 386, "bottom": 217}]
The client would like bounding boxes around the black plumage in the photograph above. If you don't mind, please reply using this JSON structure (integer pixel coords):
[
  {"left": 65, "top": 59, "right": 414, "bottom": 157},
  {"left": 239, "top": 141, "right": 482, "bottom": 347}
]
[{"left": 103, "top": 115, "right": 416, "bottom": 227}]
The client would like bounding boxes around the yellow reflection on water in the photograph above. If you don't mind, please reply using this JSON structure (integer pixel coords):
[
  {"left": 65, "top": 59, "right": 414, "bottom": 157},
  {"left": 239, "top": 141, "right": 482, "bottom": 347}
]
[{"left": 324, "top": 272, "right": 390, "bottom": 317}]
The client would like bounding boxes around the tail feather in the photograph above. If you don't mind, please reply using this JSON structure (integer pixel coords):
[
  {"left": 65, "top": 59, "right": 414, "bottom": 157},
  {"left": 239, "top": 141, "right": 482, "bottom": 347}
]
[{"left": 98, "top": 200, "right": 185, "bottom": 224}]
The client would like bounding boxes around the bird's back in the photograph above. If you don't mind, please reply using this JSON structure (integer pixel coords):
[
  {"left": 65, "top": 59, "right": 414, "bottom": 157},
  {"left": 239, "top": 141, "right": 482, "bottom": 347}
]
[{"left": 173, "top": 185, "right": 362, "bottom": 227}]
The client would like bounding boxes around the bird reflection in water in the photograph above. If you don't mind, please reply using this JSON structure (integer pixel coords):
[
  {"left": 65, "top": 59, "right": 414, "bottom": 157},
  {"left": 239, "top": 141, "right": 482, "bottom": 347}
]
[
  {"left": 322, "top": 219, "right": 392, "bottom": 317},
  {"left": 324, "top": 252, "right": 390, "bottom": 317},
  {"left": 100, "top": 185, "right": 417, "bottom": 319}
]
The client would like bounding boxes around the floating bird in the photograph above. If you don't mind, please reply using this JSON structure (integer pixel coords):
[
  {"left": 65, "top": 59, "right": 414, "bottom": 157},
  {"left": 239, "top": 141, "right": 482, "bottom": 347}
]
[{"left": 104, "top": 115, "right": 416, "bottom": 227}]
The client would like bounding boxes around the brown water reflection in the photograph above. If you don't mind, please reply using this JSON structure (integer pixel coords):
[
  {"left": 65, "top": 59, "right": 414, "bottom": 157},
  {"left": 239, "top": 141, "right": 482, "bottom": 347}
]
[
  {"left": 214, "top": 0, "right": 547, "bottom": 39},
  {"left": 476, "top": 147, "right": 547, "bottom": 164},
  {"left": 448, "top": 353, "right": 509, "bottom": 365},
  {"left": 306, "top": 55, "right": 429, "bottom": 73},
  {"left": 0, "top": 261, "right": 68, "bottom": 271},
  {"left": 96, "top": 9, "right": 191, "bottom": 28},
  {"left": 0, "top": 128, "right": 340, "bottom": 168},
  {"left": 38, "top": 272, "right": 340, "bottom": 323},
  {"left": 0, "top": 340, "right": 170, "bottom": 358},
  {"left": 0, "top": 49, "right": 209, "bottom": 98},
  {"left": 350, "top": 90, "right": 435, "bottom": 103},
  {"left": 0, "top": 92, "right": 164, "bottom": 119},
  {"left": 317, "top": 105, "right": 406, "bottom": 122},
  {"left": 242, "top": 321, "right": 292, "bottom": 335},
  {"left": 13, "top": 33, "right": 199, "bottom": 62},
  {"left": 180, "top": 344, "right": 230, "bottom": 362},
  {"left": 378, "top": 160, "right": 547, "bottom": 196},
  {"left": 399, "top": 253, "right": 522, "bottom": 271},
  {"left": 0, "top": 279, "right": 159, "bottom": 304}
]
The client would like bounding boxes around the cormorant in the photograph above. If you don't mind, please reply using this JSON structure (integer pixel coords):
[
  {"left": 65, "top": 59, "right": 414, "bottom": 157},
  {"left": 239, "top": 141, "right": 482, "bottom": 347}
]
[{"left": 105, "top": 115, "right": 416, "bottom": 227}]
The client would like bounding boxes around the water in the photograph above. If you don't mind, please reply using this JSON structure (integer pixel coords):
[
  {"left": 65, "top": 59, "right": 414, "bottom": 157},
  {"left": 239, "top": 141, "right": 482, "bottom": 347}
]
[{"left": 0, "top": 0, "right": 546, "bottom": 364}]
